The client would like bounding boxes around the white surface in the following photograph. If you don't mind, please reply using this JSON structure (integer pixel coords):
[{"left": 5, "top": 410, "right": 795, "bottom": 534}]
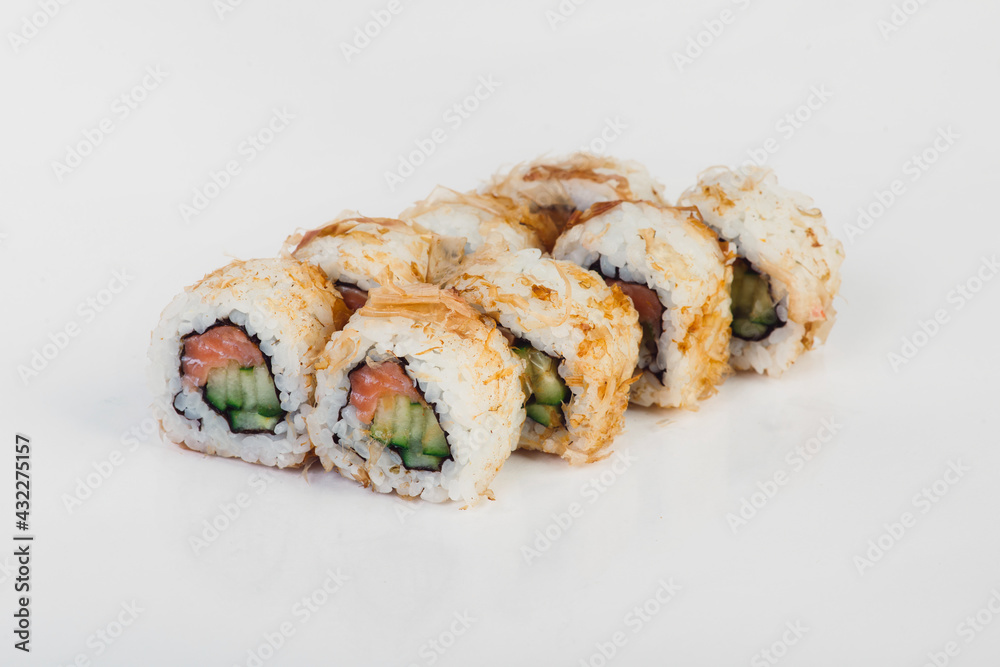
[{"left": 2, "top": 1, "right": 999, "bottom": 665}]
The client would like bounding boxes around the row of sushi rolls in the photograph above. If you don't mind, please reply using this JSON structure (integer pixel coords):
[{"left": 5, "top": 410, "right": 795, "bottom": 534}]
[{"left": 150, "top": 153, "right": 845, "bottom": 505}]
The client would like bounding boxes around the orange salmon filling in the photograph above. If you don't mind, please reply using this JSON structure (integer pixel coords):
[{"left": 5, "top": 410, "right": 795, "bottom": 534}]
[
  {"left": 348, "top": 361, "right": 423, "bottom": 423},
  {"left": 181, "top": 325, "right": 264, "bottom": 388},
  {"left": 180, "top": 324, "right": 283, "bottom": 434},
  {"left": 347, "top": 359, "right": 450, "bottom": 472}
]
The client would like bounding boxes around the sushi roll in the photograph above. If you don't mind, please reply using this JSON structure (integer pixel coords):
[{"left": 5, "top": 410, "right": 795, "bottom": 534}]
[
  {"left": 483, "top": 152, "right": 668, "bottom": 242},
  {"left": 399, "top": 186, "right": 558, "bottom": 254},
  {"left": 553, "top": 201, "right": 733, "bottom": 408},
  {"left": 307, "top": 284, "right": 525, "bottom": 504},
  {"left": 281, "top": 212, "right": 465, "bottom": 311},
  {"left": 678, "top": 167, "right": 845, "bottom": 376},
  {"left": 445, "top": 247, "right": 641, "bottom": 464},
  {"left": 149, "top": 259, "right": 351, "bottom": 468}
]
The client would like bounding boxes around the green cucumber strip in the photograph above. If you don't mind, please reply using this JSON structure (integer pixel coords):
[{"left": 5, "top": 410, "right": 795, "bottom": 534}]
[
  {"left": 205, "top": 367, "right": 228, "bottom": 412},
  {"left": 397, "top": 448, "right": 445, "bottom": 472},
  {"left": 748, "top": 279, "right": 779, "bottom": 326},
  {"left": 731, "top": 259, "right": 781, "bottom": 341},
  {"left": 226, "top": 363, "right": 243, "bottom": 409},
  {"left": 254, "top": 365, "right": 282, "bottom": 417},
  {"left": 370, "top": 396, "right": 394, "bottom": 444},
  {"left": 421, "top": 412, "right": 449, "bottom": 457},
  {"left": 200, "top": 360, "right": 283, "bottom": 433},
  {"left": 239, "top": 368, "right": 257, "bottom": 411},
  {"left": 526, "top": 402, "right": 563, "bottom": 428},
  {"left": 229, "top": 411, "right": 279, "bottom": 432},
  {"left": 532, "top": 371, "right": 568, "bottom": 406},
  {"left": 367, "top": 392, "right": 451, "bottom": 468},
  {"left": 407, "top": 403, "right": 426, "bottom": 450},
  {"left": 390, "top": 396, "right": 411, "bottom": 448},
  {"left": 513, "top": 345, "right": 569, "bottom": 406},
  {"left": 732, "top": 320, "right": 771, "bottom": 342}
]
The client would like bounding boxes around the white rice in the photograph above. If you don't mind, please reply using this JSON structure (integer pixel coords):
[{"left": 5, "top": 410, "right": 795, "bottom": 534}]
[
  {"left": 446, "top": 247, "right": 641, "bottom": 464},
  {"left": 281, "top": 211, "right": 465, "bottom": 290},
  {"left": 307, "top": 284, "right": 525, "bottom": 505},
  {"left": 678, "top": 167, "right": 845, "bottom": 376},
  {"left": 399, "top": 186, "right": 551, "bottom": 255},
  {"left": 553, "top": 201, "right": 732, "bottom": 408},
  {"left": 148, "top": 259, "right": 348, "bottom": 468},
  {"left": 483, "top": 151, "right": 669, "bottom": 213}
]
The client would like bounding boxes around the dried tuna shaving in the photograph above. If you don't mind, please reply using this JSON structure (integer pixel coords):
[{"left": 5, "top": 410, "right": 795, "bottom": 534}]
[
  {"left": 666, "top": 205, "right": 706, "bottom": 224},
  {"left": 804, "top": 227, "right": 822, "bottom": 247},
  {"left": 363, "top": 283, "right": 475, "bottom": 318},
  {"left": 459, "top": 275, "right": 570, "bottom": 330},
  {"left": 420, "top": 187, "right": 525, "bottom": 222},
  {"left": 293, "top": 217, "right": 418, "bottom": 254},
  {"left": 426, "top": 234, "right": 466, "bottom": 284},
  {"left": 639, "top": 228, "right": 699, "bottom": 283},
  {"left": 405, "top": 187, "right": 560, "bottom": 251},
  {"left": 673, "top": 278, "right": 733, "bottom": 403},
  {"left": 290, "top": 215, "right": 464, "bottom": 288},
  {"left": 359, "top": 283, "right": 500, "bottom": 343},
  {"left": 523, "top": 165, "right": 633, "bottom": 200},
  {"left": 191, "top": 260, "right": 351, "bottom": 339},
  {"left": 566, "top": 200, "right": 625, "bottom": 230}
]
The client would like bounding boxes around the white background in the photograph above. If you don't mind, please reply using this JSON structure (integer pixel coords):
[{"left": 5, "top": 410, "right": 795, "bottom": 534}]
[{"left": 2, "top": 1, "right": 999, "bottom": 665}]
